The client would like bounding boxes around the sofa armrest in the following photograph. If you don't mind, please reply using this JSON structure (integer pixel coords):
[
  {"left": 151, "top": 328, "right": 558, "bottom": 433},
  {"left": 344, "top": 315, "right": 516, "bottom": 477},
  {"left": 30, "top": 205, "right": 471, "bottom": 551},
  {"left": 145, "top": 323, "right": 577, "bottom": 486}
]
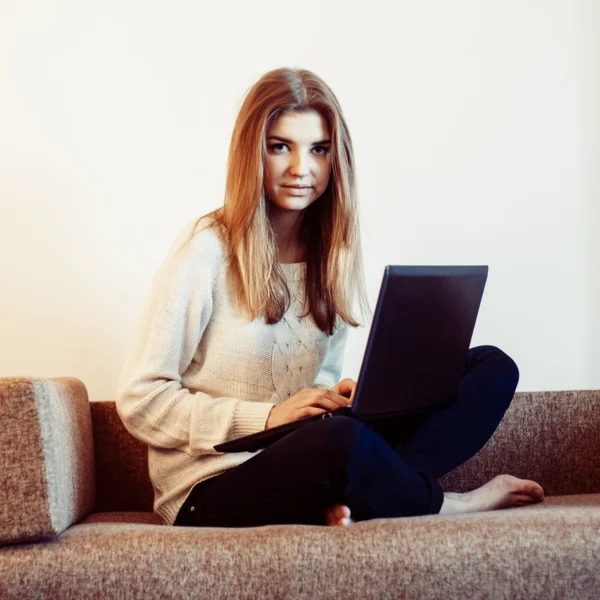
[{"left": 0, "top": 377, "right": 95, "bottom": 546}]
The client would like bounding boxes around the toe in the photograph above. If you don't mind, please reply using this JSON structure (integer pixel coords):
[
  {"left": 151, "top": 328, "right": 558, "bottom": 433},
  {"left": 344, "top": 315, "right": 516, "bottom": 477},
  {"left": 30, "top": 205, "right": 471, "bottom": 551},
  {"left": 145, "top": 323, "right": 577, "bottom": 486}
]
[
  {"left": 530, "top": 484, "right": 544, "bottom": 498},
  {"left": 333, "top": 504, "right": 351, "bottom": 520}
]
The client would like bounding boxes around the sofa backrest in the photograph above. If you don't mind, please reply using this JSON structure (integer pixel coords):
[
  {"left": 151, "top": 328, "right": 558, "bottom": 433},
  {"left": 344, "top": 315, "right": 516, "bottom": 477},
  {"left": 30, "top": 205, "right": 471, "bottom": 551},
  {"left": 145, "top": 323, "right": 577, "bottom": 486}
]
[
  {"left": 90, "top": 401, "right": 154, "bottom": 513},
  {"left": 439, "top": 390, "right": 600, "bottom": 496},
  {"left": 93, "top": 390, "right": 600, "bottom": 512}
]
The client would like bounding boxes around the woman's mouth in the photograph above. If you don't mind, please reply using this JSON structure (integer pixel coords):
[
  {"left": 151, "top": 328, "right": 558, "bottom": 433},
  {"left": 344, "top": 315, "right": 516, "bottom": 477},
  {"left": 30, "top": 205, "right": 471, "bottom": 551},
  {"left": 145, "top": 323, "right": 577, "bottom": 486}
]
[{"left": 282, "top": 186, "right": 312, "bottom": 194}]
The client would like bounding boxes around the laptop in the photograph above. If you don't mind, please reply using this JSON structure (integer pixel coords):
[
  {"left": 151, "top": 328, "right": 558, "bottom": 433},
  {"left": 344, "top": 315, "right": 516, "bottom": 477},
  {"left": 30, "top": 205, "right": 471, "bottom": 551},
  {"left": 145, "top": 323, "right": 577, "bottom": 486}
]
[{"left": 214, "top": 265, "right": 489, "bottom": 453}]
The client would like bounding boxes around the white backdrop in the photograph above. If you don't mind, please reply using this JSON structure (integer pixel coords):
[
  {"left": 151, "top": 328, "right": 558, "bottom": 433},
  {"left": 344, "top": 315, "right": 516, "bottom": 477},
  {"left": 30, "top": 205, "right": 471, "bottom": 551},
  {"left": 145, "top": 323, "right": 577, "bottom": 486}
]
[{"left": 1, "top": 0, "right": 599, "bottom": 400}]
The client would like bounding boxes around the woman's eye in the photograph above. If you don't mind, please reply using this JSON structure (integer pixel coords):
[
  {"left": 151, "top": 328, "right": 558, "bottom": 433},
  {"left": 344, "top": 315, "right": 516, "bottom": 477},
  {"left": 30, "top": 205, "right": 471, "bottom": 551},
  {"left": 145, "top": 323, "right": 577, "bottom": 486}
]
[{"left": 269, "top": 144, "right": 329, "bottom": 155}]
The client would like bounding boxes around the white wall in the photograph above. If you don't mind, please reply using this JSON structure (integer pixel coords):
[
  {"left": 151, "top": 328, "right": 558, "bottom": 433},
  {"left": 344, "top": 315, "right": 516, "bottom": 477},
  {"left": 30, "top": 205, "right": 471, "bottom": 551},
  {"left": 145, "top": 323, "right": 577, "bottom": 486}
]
[{"left": 1, "top": 0, "right": 598, "bottom": 400}]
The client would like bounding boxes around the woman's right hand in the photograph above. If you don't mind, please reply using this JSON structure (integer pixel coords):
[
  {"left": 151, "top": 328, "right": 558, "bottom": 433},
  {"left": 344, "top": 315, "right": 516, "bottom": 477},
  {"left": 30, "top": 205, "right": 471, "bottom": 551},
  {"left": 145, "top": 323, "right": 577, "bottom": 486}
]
[{"left": 265, "top": 388, "right": 351, "bottom": 430}]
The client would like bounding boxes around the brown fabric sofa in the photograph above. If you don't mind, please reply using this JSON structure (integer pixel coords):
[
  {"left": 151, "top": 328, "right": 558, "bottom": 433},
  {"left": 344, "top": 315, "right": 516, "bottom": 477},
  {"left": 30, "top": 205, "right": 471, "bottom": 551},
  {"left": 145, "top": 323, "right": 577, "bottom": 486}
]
[{"left": 1, "top": 376, "right": 600, "bottom": 599}]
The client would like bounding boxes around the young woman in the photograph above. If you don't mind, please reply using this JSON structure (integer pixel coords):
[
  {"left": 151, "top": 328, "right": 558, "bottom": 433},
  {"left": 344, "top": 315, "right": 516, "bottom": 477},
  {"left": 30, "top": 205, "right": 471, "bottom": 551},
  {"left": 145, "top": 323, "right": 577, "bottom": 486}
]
[{"left": 116, "top": 67, "right": 545, "bottom": 528}]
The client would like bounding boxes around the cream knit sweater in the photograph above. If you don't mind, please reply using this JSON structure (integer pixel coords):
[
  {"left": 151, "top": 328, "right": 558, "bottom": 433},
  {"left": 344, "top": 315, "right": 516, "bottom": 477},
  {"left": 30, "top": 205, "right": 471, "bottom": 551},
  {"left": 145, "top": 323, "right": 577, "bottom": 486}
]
[{"left": 116, "top": 215, "right": 349, "bottom": 525}]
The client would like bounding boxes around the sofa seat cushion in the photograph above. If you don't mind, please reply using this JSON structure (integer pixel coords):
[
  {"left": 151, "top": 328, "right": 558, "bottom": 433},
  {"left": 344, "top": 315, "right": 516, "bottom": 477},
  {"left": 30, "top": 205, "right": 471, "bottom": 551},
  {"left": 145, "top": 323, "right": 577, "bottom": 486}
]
[{"left": 1, "top": 494, "right": 600, "bottom": 599}]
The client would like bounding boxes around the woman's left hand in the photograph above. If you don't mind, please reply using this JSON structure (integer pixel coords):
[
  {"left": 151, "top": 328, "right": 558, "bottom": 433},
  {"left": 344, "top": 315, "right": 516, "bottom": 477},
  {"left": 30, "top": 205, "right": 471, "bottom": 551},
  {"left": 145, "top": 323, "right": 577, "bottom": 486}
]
[{"left": 331, "top": 378, "right": 357, "bottom": 405}]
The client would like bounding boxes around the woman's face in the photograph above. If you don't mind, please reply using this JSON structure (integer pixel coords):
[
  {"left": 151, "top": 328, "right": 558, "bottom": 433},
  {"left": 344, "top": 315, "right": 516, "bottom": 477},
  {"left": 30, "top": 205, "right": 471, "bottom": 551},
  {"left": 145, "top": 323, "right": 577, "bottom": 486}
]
[{"left": 264, "top": 109, "right": 332, "bottom": 213}]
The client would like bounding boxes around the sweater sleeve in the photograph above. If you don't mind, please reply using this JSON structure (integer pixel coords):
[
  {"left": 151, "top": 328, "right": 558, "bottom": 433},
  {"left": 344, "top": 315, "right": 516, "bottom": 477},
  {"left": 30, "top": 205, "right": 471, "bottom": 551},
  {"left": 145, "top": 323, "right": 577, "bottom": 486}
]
[
  {"left": 116, "top": 228, "right": 274, "bottom": 457},
  {"left": 312, "top": 318, "right": 350, "bottom": 390}
]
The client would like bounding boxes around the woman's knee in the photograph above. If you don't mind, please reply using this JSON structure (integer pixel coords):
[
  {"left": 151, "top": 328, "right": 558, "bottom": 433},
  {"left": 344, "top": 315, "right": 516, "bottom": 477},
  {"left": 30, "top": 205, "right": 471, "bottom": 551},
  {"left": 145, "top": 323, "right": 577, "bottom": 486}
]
[
  {"left": 468, "top": 346, "right": 520, "bottom": 418},
  {"left": 471, "top": 345, "right": 519, "bottom": 385}
]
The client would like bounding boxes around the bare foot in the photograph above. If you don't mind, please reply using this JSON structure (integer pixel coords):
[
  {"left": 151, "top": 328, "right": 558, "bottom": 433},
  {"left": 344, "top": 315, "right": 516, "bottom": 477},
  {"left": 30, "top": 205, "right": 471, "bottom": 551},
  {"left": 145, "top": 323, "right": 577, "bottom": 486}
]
[
  {"left": 325, "top": 504, "right": 354, "bottom": 526},
  {"left": 440, "top": 474, "right": 545, "bottom": 515}
]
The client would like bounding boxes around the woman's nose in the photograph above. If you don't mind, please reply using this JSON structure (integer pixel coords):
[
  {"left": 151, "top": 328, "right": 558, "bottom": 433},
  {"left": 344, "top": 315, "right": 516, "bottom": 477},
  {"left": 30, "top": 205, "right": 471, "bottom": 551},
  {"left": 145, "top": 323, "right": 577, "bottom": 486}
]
[{"left": 289, "top": 151, "right": 310, "bottom": 176}]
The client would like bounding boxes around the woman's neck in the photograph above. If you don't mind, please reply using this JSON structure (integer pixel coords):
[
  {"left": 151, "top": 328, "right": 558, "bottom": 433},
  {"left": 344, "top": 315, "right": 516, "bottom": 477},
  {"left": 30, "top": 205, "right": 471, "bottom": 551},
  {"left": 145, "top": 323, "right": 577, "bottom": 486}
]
[{"left": 268, "top": 206, "right": 307, "bottom": 264}]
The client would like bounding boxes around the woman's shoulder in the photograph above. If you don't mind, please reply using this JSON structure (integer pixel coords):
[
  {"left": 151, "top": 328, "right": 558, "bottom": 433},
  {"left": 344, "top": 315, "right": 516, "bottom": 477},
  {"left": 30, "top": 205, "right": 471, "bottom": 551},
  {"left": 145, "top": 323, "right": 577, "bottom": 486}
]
[{"left": 164, "top": 211, "right": 228, "bottom": 265}]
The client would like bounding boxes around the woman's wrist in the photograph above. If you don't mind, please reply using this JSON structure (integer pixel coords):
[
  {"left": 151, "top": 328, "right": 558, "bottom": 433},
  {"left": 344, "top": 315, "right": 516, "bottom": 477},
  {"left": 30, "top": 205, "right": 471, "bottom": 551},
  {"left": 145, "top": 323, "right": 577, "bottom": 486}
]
[{"left": 265, "top": 405, "right": 276, "bottom": 430}]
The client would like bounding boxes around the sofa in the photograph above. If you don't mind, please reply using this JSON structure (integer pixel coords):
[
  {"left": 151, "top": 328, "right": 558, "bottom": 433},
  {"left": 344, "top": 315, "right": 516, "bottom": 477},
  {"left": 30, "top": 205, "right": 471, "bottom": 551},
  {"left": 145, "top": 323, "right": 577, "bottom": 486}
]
[{"left": 1, "top": 376, "right": 599, "bottom": 599}]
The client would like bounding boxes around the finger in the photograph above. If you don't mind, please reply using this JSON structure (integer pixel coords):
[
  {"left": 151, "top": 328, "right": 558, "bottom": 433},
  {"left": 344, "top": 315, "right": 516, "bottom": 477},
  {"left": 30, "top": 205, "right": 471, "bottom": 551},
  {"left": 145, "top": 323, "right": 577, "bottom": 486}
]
[
  {"left": 313, "top": 397, "right": 346, "bottom": 411},
  {"left": 345, "top": 381, "right": 357, "bottom": 403},
  {"left": 332, "top": 380, "right": 353, "bottom": 398},
  {"left": 298, "top": 406, "right": 328, "bottom": 419},
  {"left": 324, "top": 390, "right": 351, "bottom": 406}
]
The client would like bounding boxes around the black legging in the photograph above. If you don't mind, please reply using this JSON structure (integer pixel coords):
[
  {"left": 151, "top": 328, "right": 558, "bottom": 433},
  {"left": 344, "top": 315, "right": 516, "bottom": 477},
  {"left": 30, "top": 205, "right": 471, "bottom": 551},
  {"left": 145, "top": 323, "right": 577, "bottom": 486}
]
[{"left": 174, "top": 345, "right": 519, "bottom": 527}]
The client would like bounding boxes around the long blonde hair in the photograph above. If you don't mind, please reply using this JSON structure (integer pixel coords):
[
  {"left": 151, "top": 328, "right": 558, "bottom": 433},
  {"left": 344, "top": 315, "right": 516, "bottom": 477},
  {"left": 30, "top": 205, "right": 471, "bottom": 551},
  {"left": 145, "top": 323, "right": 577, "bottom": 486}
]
[{"left": 188, "top": 67, "right": 371, "bottom": 336}]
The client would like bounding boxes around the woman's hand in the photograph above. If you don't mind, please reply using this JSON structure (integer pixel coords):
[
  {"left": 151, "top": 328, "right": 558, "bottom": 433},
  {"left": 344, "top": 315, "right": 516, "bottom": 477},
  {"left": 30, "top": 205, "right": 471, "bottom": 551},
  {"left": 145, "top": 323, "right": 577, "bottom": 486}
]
[
  {"left": 331, "top": 378, "right": 357, "bottom": 405},
  {"left": 265, "top": 387, "right": 351, "bottom": 430}
]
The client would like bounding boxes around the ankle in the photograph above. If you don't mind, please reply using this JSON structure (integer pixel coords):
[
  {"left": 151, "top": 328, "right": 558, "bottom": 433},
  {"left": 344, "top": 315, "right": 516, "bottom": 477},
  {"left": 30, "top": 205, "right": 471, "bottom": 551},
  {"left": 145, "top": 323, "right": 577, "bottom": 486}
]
[{"left": 439, "top": 492, "right": 471, "bottom": 515}]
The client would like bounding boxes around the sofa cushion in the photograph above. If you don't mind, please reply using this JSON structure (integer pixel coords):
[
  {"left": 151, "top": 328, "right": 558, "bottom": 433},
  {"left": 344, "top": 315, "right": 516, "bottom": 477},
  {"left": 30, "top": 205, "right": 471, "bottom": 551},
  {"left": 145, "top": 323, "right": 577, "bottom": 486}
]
[
  {"left": 0, "top": 378, "right": 95, "bottom": 546},
  {"left": 1, "top": 496, "right": 599, "bottom": 599}
]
